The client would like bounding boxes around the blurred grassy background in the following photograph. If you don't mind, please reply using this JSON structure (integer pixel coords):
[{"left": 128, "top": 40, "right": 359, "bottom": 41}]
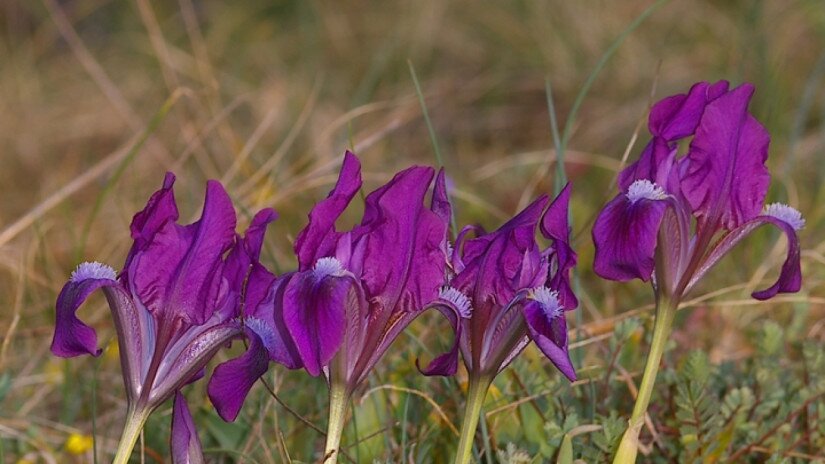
[{"left": 0, "top": 0, "right": 823, "bottom": 462}]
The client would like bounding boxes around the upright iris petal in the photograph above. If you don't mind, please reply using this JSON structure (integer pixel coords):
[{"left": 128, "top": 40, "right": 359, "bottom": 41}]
[
  {"left": 541, "top": 183, "right": 578, "bottom": 310},
  {"left": 681, "top": 84, "right": 771, "bottom": 230},
  {"left": 51, "top": 174, "right": 287, "bottom": 463}
]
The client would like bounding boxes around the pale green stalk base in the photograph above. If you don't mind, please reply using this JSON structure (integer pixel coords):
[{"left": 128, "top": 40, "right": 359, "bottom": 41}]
[
  {"left": 112, "top": 407, "right": 150, "bottom": 464},
  {"left": 454, "top": 376, "right": 493, "bottom": 464},
  {"left": 323, "top": 382, "right": 350, "bottom": 463},
  {"left": 612, "top": 297, "right": 676, "bottom": 464}
]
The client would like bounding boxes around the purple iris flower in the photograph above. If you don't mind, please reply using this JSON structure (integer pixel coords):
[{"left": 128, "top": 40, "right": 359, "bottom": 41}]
[
  {"left": 51, "top": 173, "right": 285, "bottom": 463},
  {"left": 262, "top": 151, "right": 449, "bottom": 390},
  {"left": 215, "top": 151, "right": 448, "bottom": 461},
  {"left": 594, "top": 81, "right": 805, "bottom": 463},
  {"left": 593, "top": 81, "right": 803, "bottom": 301},
  {"left": 418, "top": 184, "right": 578, "bottom": 381}
]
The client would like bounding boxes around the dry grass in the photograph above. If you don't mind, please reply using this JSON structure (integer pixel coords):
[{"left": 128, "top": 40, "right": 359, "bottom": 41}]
[{"left": 0, "top": 0, "right": 823, "bottom": 462}]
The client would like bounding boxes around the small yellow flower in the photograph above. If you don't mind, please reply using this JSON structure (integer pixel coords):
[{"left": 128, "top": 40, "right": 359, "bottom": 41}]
[
  {"left": 65, "top": 433, "right": 94, "bottom": 455},
  {"left": 44, "top": 359, "right": 63, "bottom": 384},
  {"left": 105, "top": 339, "right": 120, "bottom": 363},
  {"left": 459, "top": 380, "right": 501, "bottom": 400}
]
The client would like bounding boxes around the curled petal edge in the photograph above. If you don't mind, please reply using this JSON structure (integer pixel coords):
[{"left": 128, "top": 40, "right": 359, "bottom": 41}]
[
  {"left": 686, "top": 215, "right": 802, "bottom": 300},
  {"left": 415, "top": 299, "right": 466, "bottom": 377},
  {"left": 522, "top": 300, "right": 576, "bottom": 381}
]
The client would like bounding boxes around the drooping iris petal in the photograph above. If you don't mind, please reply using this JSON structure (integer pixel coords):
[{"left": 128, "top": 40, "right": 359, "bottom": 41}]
[
  {"left": 593, "top": 190, "right": 667, "bottom": 282},
  {"left": 207, "top": 326, "right": 272, "bottom": 421},
  {"left": 131, "top": 181, "right": 237, "bottom": 325},
  {"left": 540, "top": 183, "right": 578, "bottom": 310},
  {"left": 522, "top": 298, "right": 575, "bottom": 381},
  {"left": 294, "top": 151, "right": 362, "bottom": 271},
  {"left": 687, "top": 213, "right": 802, "bottom": 300},
  {"left": 51, "top": 264, "right": 120, "bottom": 357},
  {"left": 681, "top": 84, "right": 771, "bottom": 230},
  {"left": 282, "top": 268, "right": 352, "bottom": 376},
  {"left": 171, "top": 392, "right": 204, "bottom": 464},
  {"left": 253, "top": 277, "right": 303, "bottom": 369},
  {"left": 52, "top": 263, "right": 152, "bottom": 397},
  {"left": 416, "top": 288, "right": 472, "bottom": 377}
]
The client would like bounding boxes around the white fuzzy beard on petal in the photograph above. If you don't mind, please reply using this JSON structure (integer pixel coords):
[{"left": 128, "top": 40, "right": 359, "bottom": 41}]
[
  {"left": 626, "top": 179, "right": 667, "bottom": 203},
  {"left": 244, "top": 317, "right": 278, "bottom": 353},
  {"left": 71, "top": 261, "right": 117, "bottom": 282},
  {"left": 313, "top": 256, "right": 345, "bottom": 279},
  {"left": 528, "top": 286, "right": 562, "bottom": 319},
  {"left": 439, "top": 286, "right": 473, "bottom": 318},
  {"left": 764, "top": 203, "right": 805, "bottom": 231}
]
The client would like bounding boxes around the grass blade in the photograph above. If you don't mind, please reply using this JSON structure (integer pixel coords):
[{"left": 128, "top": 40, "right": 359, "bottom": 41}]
[
  {"left": 408, "top": 59, "right": 459, "bottom": 236},
  {"left": 77, "top": 89, "right": 186, "bottom": 260}
]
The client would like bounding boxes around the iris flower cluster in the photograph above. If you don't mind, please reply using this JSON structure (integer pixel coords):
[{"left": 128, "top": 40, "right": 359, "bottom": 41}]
[
  {"left": 53, "top": 151, "right": 577, "bottom": 463},
  {"left": 51, "top": 81, "right": 803, "bottom": 464}
]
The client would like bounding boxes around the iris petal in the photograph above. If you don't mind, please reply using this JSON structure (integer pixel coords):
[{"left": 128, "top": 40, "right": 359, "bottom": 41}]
[
  {"left": 648, "top": 80, "right": 729, "bottom": 140},
  {"left": 522, "top": 300, "right": 575, "bottom": 381},
  {"left": 359, "top": 165, "right": 442, "bottom": 313},
  {"left": 681, "top": 84, "right": 771, "bottom": 230},
  {"left": 151, "top": 322, "right": 240, "bottom": 404},
  {"left": 51, "top": 268, "right": 118, "bottom": 357},
  {"left": 416, "top": 295, "right": 468, "bottom": 377},
  {"left": 282, "top": 272, "right": 351, "bottom": 376},
  {"left": 593, "top": 193, "right": 667, "bottom": 281},
  {"left": 540, "top": 183, "right": 578, "bottom": 310},
  {"left": 131, "top": 181, "right": 237, "bottom": 325},
  {"left": 294, "top": 151, "right": 362, "bottom": 270},
  {"left": 687, "top": 214, "right": 802, "bottom": 299},
  {"left": 430, "top": 168, "right": 452, "bottom": 226},
  {"left": 170, "top": 392, "right": 204, "bottom": 464},
  {"left": 207, "top": 328, "right": 272, "bottom": 422}
]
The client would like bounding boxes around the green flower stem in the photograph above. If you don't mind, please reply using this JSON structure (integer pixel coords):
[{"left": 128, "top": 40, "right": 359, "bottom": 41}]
[
  {"left": 112, "top": 407, "right": 150, "bottom": 464},
  {"left": 613, "top": 296, "right": 677, "bottom": 464},
  {"left": 324, "top": 381, "right": 350, "bottom": 463},
  {"left": 454, "top": 375, "right": 493, "bottom": 464}
]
